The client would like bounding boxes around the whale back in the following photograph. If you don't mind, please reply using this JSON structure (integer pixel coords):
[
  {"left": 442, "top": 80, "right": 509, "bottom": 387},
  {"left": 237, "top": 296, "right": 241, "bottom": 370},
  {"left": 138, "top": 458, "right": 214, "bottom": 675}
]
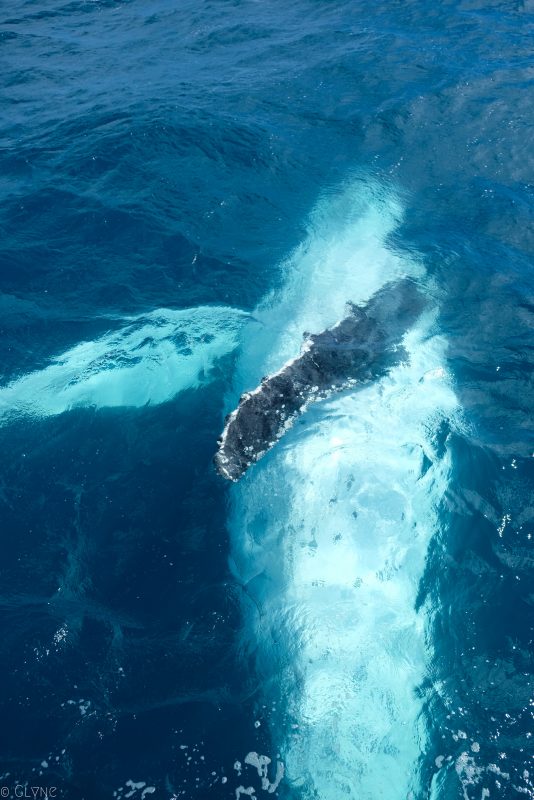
[{"left": 214, "top": 278, "right": 426, "bottom": 481}]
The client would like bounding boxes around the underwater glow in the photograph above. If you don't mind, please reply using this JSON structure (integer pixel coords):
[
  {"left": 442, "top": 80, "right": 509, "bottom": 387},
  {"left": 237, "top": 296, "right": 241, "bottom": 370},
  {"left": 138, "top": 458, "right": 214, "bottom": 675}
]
[
  {"left": 0, "top": 305, "right": 248, "bottom": 422},
  {"left": 228, "top": 182, "right": 460, "bottom": 799}
]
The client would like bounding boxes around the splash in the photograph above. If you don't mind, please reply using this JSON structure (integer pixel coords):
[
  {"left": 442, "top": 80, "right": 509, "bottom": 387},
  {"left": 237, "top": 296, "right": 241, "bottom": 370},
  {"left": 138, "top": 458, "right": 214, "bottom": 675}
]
[
  {"left": 227, "top": 181, "right": 459, "bottom": 799},
  {"left": 0, "top": 305, "right": 248, "bottom": 423}
]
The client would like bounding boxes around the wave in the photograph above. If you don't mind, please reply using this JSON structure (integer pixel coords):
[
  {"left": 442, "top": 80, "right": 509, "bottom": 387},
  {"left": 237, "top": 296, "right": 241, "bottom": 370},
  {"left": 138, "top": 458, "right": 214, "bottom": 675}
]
[
  {"left": 227, "top": 181, "right": 460, "bottom": 799},
  {"left": 0, "top": 305, "right": 249, "bottom": 423}
]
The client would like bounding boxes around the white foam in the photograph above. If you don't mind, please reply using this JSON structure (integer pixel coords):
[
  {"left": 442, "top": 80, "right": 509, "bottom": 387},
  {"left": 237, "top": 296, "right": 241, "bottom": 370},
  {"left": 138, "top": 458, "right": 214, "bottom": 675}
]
[
  {"left": 228, "top": 181, "right": 459, "bottom": 799},
  {"left": 233, "top": 181, "right": 412, "bottom": 393},
  {"left": 0, "top": 305, "right": 248, "bottom": 422}
]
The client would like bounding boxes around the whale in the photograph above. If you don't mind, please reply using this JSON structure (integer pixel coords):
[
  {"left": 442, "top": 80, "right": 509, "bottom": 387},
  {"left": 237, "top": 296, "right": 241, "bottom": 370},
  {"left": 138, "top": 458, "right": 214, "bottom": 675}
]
[{"left": 214, "top": 278, "right": 427, "bottom": 481}]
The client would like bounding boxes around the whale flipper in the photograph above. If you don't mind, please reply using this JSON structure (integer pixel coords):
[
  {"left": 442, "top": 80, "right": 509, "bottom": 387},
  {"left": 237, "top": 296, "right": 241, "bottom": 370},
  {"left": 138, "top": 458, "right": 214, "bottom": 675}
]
[{"left": 214, "top": 279, "right": 426, "bottom": 481}]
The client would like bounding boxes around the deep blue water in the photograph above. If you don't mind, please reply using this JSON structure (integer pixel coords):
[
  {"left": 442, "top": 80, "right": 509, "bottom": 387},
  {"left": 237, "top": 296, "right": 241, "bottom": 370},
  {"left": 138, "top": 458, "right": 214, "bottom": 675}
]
[{"left": 1, "top": 1, "right": 533, "bottom": 799}]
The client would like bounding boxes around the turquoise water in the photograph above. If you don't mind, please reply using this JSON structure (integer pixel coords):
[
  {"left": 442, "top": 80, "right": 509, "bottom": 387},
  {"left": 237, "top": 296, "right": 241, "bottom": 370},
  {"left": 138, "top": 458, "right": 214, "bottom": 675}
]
[{"left": 0, "top": 1, "right": 532, "bottom": 798}]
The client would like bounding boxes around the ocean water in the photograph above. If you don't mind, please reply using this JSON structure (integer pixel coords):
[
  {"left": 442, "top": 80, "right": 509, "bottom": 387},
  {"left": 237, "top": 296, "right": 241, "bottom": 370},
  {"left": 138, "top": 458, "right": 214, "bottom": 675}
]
[{"left": 0, "top": 1, "right": 532, "bottom": 799}]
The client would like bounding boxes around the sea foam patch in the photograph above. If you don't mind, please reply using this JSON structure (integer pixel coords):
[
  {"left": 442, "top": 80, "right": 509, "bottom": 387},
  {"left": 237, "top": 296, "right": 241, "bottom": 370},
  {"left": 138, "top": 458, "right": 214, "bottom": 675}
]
[
  {"left": 0, "top": 305, "right": 249, "bottom": 423},
  {"left": 227, "top": 182, "right": 459, "bottom": 799}
]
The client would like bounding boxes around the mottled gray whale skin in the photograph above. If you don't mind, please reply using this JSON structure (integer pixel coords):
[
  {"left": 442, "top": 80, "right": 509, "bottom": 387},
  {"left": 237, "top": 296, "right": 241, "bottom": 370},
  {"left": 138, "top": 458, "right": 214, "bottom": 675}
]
[{"left": 214, "top": 279, "right": 426, "bottom": 481}]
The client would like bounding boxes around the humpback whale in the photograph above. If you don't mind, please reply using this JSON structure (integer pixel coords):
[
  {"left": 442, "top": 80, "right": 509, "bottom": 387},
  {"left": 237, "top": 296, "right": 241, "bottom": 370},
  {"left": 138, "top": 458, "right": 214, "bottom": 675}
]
[{"left": 214, "top": 279, "right": 427, "bottom": 481}]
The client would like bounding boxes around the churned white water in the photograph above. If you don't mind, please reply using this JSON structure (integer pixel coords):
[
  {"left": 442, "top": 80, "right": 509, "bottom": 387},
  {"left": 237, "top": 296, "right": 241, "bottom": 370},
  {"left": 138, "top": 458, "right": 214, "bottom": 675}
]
[
  {"left": 228, "top": 182, "right": 459, "bottom": 799},
  {"left": 0, "top": 305, "right": 248, "bottom": 422}
]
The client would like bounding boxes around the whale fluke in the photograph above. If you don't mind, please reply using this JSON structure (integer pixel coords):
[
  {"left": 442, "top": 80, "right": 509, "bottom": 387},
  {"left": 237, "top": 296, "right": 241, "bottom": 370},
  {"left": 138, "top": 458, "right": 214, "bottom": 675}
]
[{"left": 214, "top": 279, "right": 427, "bottom": 481}]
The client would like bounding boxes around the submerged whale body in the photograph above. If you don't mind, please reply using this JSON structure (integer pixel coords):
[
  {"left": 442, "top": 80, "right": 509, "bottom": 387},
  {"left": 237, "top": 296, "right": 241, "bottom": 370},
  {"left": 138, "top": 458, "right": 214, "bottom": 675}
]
[{"left": 214, "top": 278, "right": 427, "bottom": 481}]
